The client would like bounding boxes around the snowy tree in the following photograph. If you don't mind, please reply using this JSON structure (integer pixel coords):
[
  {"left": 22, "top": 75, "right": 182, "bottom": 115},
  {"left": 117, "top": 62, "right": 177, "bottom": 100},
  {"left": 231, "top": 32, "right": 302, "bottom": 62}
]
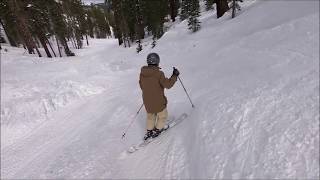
[
  {"left": 0, "top": 0, "right": 118, "bottom": 57},
  {"left": 26, "top": 0, "right": 53, "bottom": 57},
  {"left": 110, "top": 0, "right": 124, "bottom": 45},
  {"left": 180, "top": 0, "right": 189, "bottom": 21},
  {"left": 134, "top": 0, "right": 145, "bottom": 52},
  {"left": 142, "top": 0, "right": 168, "bottom": 38},
  {"left": 91, "top": 5, "right": 110, "bottom": 39},
  {"left": 107, "top": 0, "right": 172, "bottom": 48},
  {"left": 180, "top": 0, "right": 201, "bottom": 32},
  {"left": 205, "top": 0, "right": 215, "bottom": 11},
  {"left": 0, "top": 1, "right": 20, "bottom": 47},
  {"left": 187, "top": 0, "right": 201, "bottom": 32},
  {"left": 47, "top": 0, "right": 75, "bottom": 56},
  {"left": 6, "top": 0, "right": 41, "bottom": 56}
]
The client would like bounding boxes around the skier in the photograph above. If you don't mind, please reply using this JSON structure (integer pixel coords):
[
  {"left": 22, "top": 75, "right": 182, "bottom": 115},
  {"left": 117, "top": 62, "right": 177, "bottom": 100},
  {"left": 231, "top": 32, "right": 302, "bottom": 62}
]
[{"left": 139, "top": 53, "right": 180, "bottom": 141}]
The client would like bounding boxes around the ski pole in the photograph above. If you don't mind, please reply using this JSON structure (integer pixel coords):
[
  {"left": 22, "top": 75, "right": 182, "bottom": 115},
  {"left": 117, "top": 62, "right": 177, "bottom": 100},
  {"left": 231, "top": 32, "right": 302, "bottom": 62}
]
[
  {"left": 178, "top": 76, "right": 195, "bottom": 108},
  {"left": 122, "top": 104, "right": 144, "bottom": 139}
]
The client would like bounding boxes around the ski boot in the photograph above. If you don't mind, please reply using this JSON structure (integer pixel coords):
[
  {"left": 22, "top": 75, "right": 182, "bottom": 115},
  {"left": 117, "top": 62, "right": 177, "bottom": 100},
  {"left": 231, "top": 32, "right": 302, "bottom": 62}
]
[
  {"left": 152, "top": 128, "right": 163, "bottom": 138},
  {"left": 144, "top": 130, "right": 153, "bottom": 141}
]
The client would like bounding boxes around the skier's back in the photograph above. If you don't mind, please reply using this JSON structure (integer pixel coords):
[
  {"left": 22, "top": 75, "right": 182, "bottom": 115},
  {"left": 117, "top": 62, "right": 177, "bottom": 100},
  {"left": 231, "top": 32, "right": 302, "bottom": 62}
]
[{"left": 139, "top": 53, "right": 180, "bottom": 140}]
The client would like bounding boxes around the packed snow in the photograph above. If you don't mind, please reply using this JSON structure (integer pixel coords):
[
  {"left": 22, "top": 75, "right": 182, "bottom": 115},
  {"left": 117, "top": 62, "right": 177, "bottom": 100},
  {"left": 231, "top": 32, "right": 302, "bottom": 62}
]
[{"left": 1, "top": 0, "right": 319, "bottom": 179}]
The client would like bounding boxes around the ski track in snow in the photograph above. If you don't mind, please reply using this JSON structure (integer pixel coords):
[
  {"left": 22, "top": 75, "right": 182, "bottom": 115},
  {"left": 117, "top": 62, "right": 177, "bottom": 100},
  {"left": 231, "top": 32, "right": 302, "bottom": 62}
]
[{"left": 1, "top": 0, "right": 319, "bottom": 179}]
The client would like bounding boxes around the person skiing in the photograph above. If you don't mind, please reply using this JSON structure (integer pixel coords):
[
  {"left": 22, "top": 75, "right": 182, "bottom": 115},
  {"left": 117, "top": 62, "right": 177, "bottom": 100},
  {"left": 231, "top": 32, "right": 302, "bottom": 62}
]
[{"left": 139, "top": 53, "right": 180, "bottom": 141}]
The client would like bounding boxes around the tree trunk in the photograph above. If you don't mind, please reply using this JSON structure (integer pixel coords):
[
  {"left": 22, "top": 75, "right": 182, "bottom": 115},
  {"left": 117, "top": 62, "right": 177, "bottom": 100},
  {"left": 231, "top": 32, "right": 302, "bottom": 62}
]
[
  {"left": 8, "top": 0, "right": 41, "bottom": 56},
  {"left": 232, "top": 0, "right": 236, "bottom": 18},
  {"left": 34, "top": 37, "right": 41, "bottom": 48},
  {"left": 56, "top": 36, "right": 62, "bottom": 57},
  {"left": 38, "top": 34, "right": 52, "bottom": 58},
  {"left": 137, "top": 23, "right": 144, "bottom": 39},
  {"left": 0, "top": 19, "right": 18, "bottom": 47},
  {"left": 86, "top": 35, "right": 89, "bottom": 46},
  {"left": 60, "top": 37, "right": 75, "bottom": 56},
  {"left": 216, "top": 0, "right": 229, "bottom": 18},
  {"left": 127, "top": 37, "right": 131, "bottom": 48},
  {"left": 123, "top": 36, "right": 127, "bottom": 47},
  {"left": 71, "top": 36, "right": 76, "bottom": 49},
  {"left": 118, "top": 38, "right": 123, "bottom": 46},
  {"left": 33, "top": 42, "right": 42, "bottom": 57},
  {"left": 169, "top": 0, "right": 178, "bottom": 22},
  {"left": 76, "top": 36, "right": 82, "bottom": 49},
  {"left": 75, "top": 30, "right": 82, "bottom": 49},
  {"left": 46, "top": 37, "right": 56, "bottom": 57}
]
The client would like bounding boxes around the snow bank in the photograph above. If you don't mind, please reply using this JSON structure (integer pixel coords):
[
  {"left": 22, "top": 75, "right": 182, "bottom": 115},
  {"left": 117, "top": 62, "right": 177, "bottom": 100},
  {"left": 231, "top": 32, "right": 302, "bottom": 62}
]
[{"left": 1, "top": 46, "right": 106, "bottom": 147}]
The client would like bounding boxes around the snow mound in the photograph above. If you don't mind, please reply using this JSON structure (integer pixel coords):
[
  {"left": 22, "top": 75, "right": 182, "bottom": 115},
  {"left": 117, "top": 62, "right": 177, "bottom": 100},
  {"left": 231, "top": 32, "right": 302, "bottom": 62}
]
[{"left": 1, "top": 79, "right": 105, "bottom": 147}]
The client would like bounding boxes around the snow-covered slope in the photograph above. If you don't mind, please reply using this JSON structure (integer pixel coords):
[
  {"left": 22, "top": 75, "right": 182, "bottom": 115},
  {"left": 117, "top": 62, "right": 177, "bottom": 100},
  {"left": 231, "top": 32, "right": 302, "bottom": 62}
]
[{"left": 1, "top": 0, "right": 319, "bottom": 179}]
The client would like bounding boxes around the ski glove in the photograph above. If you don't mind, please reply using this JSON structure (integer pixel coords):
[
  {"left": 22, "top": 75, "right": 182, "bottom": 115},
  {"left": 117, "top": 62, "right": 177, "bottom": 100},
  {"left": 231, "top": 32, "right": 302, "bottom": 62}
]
[{"left": 172, "top": 67, "right": 180, "bottom": 76}]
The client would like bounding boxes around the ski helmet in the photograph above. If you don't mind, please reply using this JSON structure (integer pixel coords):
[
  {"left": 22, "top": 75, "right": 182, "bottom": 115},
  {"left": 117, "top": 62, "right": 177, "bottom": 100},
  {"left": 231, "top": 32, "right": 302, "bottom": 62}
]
[{"left": 147, "top": 53, "right": 160, "bottom": 65}]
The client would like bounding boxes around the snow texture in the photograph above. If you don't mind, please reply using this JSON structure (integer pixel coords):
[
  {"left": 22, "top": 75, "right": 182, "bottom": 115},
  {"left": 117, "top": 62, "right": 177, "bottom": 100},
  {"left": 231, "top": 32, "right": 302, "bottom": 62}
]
[{"left": 1, "top": 0, "right": 319, "bottom": 179}]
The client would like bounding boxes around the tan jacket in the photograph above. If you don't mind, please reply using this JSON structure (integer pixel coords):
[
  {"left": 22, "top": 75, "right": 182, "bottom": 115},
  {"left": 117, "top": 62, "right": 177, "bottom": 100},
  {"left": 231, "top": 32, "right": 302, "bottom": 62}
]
[{"left": 139, "top": 66, "right": 177, "bottom": 113}]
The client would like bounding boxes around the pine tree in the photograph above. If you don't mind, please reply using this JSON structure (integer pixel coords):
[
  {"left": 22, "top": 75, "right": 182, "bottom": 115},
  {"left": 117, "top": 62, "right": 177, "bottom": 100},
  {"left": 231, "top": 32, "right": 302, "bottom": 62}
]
[
  {"left": 110, "top": 0, "right": 124, "bottom": 45},
  {"left": 25, "top": 1, "right": 53, "bottom": 57},
  {"left": 104, "top": 5, "right": 116, "bottom": 38},
  {"left": 205, "top": 0, "right": 215, "bottom": 11},
  {"left": 1, "top": 0, "right": 114, "bottom": 57},
  {"left": 134, "top": 0, "right": 144, "bottom": 52},
  {"left": 141, "top": 0, "right": 168, "bottom": 47},
  {"left": 108, "top": 0, "right": 171, "bottom": 48},
  {"left": 47, "top": 0, "right": 75, "bottom": 56},
  {"left": 6, "top": 0, "right": 41, "bottom": 56},
  {"left": 0, "top": 0, "right": 20, "bottom": 47},
  {"left": 72, "top": 0, "right": 87, "bottom": 48},
  {"left": 61, "top": 0, "right": 86, "bottom": 49},
  {"left": 180, "top": 0, "right": 189, "bottom": 21},
  {"left": 186, "top": 0, "right": 201, "bottom": 32},
  {"left": 85, "top": 9, "right": 95, "bottom": 38},
  {"left": 122, "top": 0, "right": 137, "bottom": 42},
  {"left": 91, "top": 5, "right": 110, "bottom": 39}
]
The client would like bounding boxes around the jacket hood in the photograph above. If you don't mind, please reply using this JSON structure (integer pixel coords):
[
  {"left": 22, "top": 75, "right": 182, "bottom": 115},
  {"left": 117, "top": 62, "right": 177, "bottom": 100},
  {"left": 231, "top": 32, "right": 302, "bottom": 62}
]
[{"left": 141, "top": 66, "right": 160, "bottom": 77}]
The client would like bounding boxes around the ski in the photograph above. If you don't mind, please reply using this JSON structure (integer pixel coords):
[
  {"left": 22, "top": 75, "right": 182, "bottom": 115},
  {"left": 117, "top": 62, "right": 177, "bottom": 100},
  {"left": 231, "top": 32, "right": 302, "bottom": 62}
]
[{"left": 127, "top": 113, "right": 188, "bottom": 153}]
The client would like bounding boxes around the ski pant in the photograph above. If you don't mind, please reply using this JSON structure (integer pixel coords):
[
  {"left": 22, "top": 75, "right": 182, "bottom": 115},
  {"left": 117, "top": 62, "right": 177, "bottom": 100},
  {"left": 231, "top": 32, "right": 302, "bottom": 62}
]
[{"left": 146, "top": 108, "right": 168, "bottom": 130}]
